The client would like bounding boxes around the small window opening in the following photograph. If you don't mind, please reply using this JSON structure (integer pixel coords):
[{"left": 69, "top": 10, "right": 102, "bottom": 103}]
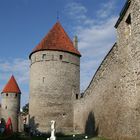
[
  {"left": 15, "top": 94, "right": 17, "bottom": 98},
  {"left": 125, "top": 14, "right": 131, "bottom": 36},
  {"left": 126, "top": 14, "right": 131, "bottom": 25},
  {"left": 5, "top": 106, "right": 7, "bottom": 109},
  {"left": 59, "top": 55, "right": 63, "bottom": 60},
  {"left": 6, "top": 93, "right": 8, "bottom": 96},
  {"left": 42, "top": 54, "right": 46, "bottom": 60},
  {"left": 43, "top": 77, "right": 45, "bottom": 83},
  {"left": 62, "top": 113, "right": 66, "bottom": 117},
  {"left": 76, "top": 94, "right": 78, "bottom": 100}
]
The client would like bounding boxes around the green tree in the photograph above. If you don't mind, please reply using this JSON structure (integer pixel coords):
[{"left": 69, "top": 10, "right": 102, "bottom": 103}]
[{"left": 22, "top": 103, "right": 29, "bottom": 114}]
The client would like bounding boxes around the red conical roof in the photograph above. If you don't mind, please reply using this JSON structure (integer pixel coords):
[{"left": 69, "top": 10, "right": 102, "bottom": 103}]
[
  {"left": 29, "top": 22, "right": 81, "bottom": 58},
  {"left": 2, "top": 75, "right": 21, "bottom": 94}
]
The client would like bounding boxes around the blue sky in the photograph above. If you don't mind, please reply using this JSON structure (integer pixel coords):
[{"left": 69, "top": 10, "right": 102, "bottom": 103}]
[{"left": 0, "top": 0, "right": 126, "bottom": 106}]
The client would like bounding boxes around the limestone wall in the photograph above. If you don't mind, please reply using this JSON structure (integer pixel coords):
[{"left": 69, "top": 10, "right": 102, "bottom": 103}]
[
  {"left": 74, "top": 0, "right": 140, "bottom": 139},
  {"left": 29, "top": 50, "right": 80, "bottom": 133},
  {"left": 74, "top": 43, "right": 120, "bottom": 138},
  {"left": 1, "top": 93, "right": 20, "bottom": 132}
]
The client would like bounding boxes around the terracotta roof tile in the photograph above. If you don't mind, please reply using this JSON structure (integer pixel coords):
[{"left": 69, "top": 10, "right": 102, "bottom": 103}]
[
  {"left": 2, "top": 75, "right": 21, "bottom": 94},
  {"left": 29, "top": 22, "right": 81, "bottom": 58}
]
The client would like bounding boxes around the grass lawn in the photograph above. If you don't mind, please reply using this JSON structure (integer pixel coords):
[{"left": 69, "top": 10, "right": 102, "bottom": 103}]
[
  {"left": 0, "top": 133, "right": 109, "bottom": 140},
  {"left": 89, "top": 138, "right": 108, "bottom": 140}
]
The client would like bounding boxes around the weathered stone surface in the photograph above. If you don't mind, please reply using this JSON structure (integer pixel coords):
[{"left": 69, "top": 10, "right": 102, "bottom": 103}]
[
  {"left": 74, "top": 0, "right": 140, "bottom": 139},
  {"left": 1, "top": 93, "right": 20, "bottom": 132},
  {"left": 29, "top": 51, "right": 80, "bottom": 133}
]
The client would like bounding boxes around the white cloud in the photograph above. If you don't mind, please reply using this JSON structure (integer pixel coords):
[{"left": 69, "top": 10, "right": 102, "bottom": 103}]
[
  {"left": 0, "top": 58, "right": 29, "bottom": 106},
  {"left": 64, "top": 2, "right": 94, "bottom": 26},
  {"left": 78, "top": 17, "right": 117, "bottom": 53},
  {"left": 65, "top": 1, "right": 118, "bottom": 90},
  {"left": 97, "top": 1, "right": 116, "bottom": 18},
  {"left": 0, "top": 58, "right": 29, "bottom": 87},
  {"left": 65, "top": 2, "right": 87, "bottom": 17}
]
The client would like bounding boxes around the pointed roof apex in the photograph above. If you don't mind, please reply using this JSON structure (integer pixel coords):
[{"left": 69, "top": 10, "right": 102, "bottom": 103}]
[
  {"left": 29, "top": 22, "right": 81, "bottom": 58},
  {"left": 2, "top": 75, "right": 21, "bottom": 94}
]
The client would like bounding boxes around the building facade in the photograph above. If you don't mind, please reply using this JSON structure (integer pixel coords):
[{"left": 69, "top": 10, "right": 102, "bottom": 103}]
[{"left": 29, "top": 22, "right": 81, "bottom": 133}]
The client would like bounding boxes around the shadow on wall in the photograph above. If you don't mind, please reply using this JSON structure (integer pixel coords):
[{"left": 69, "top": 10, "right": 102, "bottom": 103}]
[{"left": 85, "top": 112, "right": 98, "bottom": 136}]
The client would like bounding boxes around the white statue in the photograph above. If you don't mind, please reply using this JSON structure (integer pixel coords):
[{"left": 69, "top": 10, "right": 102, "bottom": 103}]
[
  {"left": 49, "top": 120, "right": 56, "bottom": 140},
  {"left": 51, "top": 120, "right": 55, "bottom": 130}
]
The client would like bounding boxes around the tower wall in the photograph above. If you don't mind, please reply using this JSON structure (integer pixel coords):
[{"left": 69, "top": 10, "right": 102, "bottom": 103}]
[
  {"left": 1, "top": 93, "right": 20, "bottom": 132},
  {"left": 29, "top": 50, "right": 80, "bottom": 133}
]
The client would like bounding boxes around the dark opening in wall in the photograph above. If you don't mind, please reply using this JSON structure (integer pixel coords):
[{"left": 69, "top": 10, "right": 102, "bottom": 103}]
[
  {"left": 76, "top": 94, "right": 78, "bottom": 99},
  {"left": 125, "top": 14, "right": 131, "bottom": 37},
  {"left": 42, "top": 54, "right": 46, "bottom": 60},
  {"left": 5, "top": 106, "right": 7, "bottom": 109},
  {"left": 62, "top": 113, "right": 66, "bottom": 117},
  {"left": 6, "top": 93, "right": 8, "bottom": 96},
  {"left": 59, "top": 55, "right": 63, "bottom": 60},
  {"left": 126, "top": 14, "right": 131, "bottom": 25},
  {"left": 15, "top": 94, "right": 17, "bottom": 98},
  {"left": 43, "top": 77, "right": 45, "bottom": 83}
]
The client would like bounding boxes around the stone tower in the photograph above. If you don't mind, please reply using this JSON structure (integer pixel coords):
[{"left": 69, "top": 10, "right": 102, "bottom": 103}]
[
  {"left": 29, "top": 22, "right": 81, "bottom": 133},
  {"left": 1, "top": 75, "right": 21, "bottom": 132}
]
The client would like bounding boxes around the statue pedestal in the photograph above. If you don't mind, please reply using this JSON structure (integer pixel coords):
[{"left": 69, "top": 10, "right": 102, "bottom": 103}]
[
  {"left": 50, "top": 137, "right": 56, "bottom": 140},
  {"left": 50, "top": 129, "right": 56, "bottom": 140}
]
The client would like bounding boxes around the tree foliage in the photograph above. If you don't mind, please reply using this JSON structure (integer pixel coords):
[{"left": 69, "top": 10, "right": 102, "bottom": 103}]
[{"left": 22, "top": 103, "right": 29, "bottom": 114}]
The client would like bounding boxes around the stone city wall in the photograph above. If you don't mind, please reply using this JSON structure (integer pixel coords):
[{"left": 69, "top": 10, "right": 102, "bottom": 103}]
[{"left": 74, "top": 0, "right": 140, "bottom": 139}]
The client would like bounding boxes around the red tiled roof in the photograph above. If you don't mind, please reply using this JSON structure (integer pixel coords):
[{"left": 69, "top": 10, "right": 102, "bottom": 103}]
[
  {"left": 2, "top": 75, "right": 21, "bottom": 94},
  {"left": 29, "top": 22, "right": 81, "bottom": 58}
]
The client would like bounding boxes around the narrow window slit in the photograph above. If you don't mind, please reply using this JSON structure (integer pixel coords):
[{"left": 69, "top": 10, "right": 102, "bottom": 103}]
[
  {"left": 43, "top": 77, "right": 45, "bottom": 83},
  {"left": 60, "top": 55, "right": 63, "bottom": 60},
  {"left": 42, "top": 54, "right": 46, "bottom": 60}
]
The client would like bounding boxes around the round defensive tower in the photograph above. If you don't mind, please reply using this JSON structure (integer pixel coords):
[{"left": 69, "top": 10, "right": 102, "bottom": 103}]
[
  {"left": 29, "top": 22, "right": 81, "bottom": 133},
  {"left": 1, "top": 75, "right": 21, "bottom": 132}
]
